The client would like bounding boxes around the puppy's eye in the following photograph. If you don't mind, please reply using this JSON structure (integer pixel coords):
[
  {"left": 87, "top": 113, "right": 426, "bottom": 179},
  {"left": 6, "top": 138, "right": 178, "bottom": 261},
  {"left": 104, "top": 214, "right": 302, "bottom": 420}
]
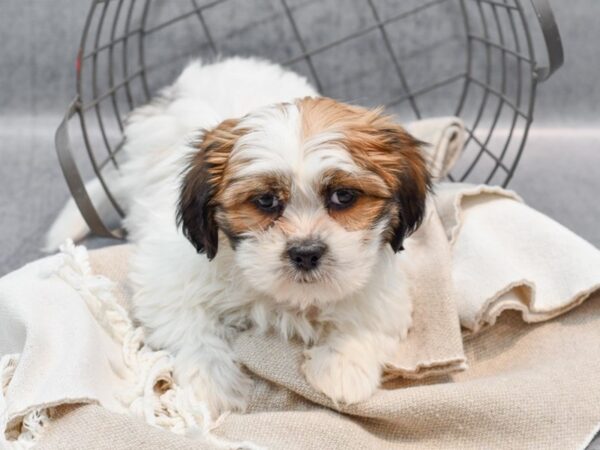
[
  {"left": 254, "top": 193, "right": 280, "bottom": 212},
  {"left": 328, "top": 189, "right": 358, "bottom": 210}
]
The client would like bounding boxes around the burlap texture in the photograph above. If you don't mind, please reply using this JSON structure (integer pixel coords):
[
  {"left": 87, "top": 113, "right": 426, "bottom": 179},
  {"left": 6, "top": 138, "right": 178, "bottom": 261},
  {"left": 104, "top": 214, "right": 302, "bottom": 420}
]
[
  {"left": 32, "top": 240, "right": 600, "bottom": 449},
  {"left": 38, "top": 295, "right": 600, "bottom": 449}
]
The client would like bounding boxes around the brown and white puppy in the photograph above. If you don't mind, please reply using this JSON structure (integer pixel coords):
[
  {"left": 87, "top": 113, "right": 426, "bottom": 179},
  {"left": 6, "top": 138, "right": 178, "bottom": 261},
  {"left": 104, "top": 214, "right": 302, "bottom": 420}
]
[
  {"left": 174, "top": 97, "right": 430, "bottom": 411},
  {"left": 46, "top": 58, "right": 431, "bottom": 416}
]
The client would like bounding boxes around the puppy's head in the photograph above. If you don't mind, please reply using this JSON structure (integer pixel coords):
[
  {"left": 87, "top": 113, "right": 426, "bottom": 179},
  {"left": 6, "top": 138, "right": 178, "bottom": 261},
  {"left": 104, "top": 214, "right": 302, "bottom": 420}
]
[{"left": 178, "top": 97, "right": 430, "bottom": 308}]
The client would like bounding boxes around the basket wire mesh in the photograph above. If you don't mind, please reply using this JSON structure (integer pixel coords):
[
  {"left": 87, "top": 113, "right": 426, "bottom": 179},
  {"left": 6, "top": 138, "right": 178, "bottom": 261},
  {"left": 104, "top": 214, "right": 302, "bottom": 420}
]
[{"left": 55, "top": 0, "right": 563, "bottom": 239}]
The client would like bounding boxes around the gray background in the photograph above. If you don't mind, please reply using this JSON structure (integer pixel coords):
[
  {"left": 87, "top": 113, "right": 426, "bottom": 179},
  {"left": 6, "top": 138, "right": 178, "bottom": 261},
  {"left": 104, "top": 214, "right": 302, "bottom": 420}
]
[{"left": 0, "top": 0, "right": 599, "bottom": 447}]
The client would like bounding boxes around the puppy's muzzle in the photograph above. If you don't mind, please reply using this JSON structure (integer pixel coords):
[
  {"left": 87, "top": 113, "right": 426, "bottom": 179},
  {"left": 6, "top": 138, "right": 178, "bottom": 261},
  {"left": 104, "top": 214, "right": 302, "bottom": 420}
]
[{"left": 287, "top": 240, "right": 328, "bottom": 271}]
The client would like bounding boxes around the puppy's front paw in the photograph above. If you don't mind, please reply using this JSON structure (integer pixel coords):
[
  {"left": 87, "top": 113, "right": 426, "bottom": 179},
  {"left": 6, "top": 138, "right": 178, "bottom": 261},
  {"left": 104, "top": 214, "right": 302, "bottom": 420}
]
[
  {"left": 174, "top": 357, "right": 253, "bottom": 417},
  {"left": 302, "top": 345, "right": 380, "bottom": 405}
]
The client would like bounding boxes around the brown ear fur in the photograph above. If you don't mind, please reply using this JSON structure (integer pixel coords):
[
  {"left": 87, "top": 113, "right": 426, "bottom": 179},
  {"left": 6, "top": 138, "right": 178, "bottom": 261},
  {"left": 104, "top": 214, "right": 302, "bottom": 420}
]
[
  {"left": 352, "top": 122, "right": 431, "bottom": 252},
  {"left": 176, "top": 119, "right": 243, "bottom": 259},
  {"left": 379, "top": 126, "right": 431, "bottom": 252}
]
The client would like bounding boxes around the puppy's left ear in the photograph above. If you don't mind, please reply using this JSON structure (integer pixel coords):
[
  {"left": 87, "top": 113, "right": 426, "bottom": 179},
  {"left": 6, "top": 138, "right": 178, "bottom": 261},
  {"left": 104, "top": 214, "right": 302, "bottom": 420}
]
[
  {"left": 177, "top": 119, "right": 242, "bottom": 260},
  {"left": 381, "top": 126, "right": 432, "bottom": 252}
]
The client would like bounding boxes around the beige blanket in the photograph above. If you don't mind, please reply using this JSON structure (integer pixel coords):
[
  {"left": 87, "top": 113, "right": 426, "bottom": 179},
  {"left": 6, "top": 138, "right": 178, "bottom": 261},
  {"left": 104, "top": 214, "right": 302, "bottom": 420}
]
[
  {"left": 2, "top": 182, "right": 600, "bottom": 449},
  {"left": 3, "top": 117, "right": 600, "bottom": 449},
  {"left": 34, "top": 298, "right": 600, "bottom": 450}
]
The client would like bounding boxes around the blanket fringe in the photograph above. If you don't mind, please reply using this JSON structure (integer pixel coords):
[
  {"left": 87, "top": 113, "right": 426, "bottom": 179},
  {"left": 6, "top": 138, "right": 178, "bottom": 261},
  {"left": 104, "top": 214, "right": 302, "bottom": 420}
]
[
  {"left": 2, "top": 240, "right": 263, "bottom": 450},
  {"left": 1, "top": 354, "right": 50, "bottom": 449}
]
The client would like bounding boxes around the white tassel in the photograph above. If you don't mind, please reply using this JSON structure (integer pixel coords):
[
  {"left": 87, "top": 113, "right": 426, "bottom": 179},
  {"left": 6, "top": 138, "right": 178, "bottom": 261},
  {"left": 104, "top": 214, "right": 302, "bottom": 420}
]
[
  {"left": 52, "top": 240, "right": 261, "bottom": 449},
  {"left": 2, "top": 240, "right": 264, "bottom": 448},
  {"left": 2, "top": 240, "right": 263, "bottom": 448}
]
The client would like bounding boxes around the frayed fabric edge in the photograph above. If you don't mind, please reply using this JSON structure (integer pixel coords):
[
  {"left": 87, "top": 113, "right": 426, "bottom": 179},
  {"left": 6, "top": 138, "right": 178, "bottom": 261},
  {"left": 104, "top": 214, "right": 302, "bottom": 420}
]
[
  {"left": 1, "top": 240, "right": 264, "bottom": 450},
  {"left": 1, "top": 354, "right": 50, "bottom": 450}
]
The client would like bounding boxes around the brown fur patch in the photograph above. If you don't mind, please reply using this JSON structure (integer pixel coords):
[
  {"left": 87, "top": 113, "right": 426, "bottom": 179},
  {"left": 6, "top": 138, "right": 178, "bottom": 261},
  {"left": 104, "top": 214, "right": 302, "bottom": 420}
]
[
  {"left": 216, "top": 174, "right": 291, "bottom": 235},
  {"left": 201, "top": 118, "right": 248, "bottom": 189},
  {"left": 298, "top": 97, "right": 431, "bottom": 247},
  {"left": 320, "top": 169, "right": 391, "bottom": 199},
  {"left": 218, "top": 174, "right": 290, "bottom": 208},
  {"left": 216, "top": 203, "right": 276, "bottom": 235},
  {"left": 319, "top": 168, "right": 391, "bottom": 231},
  {"left": 177, "top": 118, "right": 247, "bottom": 257},
  {"left": 180, "top": 116, "right": 292, "bottom": 247},
  {"left": 328, "top": 196, "right": 389, "bottom": 231},
  {"left": 297, "top": 97, "right": 426, "bottom": 192}
]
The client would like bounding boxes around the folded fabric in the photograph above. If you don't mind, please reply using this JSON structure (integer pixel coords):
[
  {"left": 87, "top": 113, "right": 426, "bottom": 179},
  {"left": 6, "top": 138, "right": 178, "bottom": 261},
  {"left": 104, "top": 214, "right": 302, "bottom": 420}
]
[
  {"left": 3, "top": 180, "right": 600, "bottom": 448},
  {"left": 3, "top": 116, "right": 600, "bottom": 448},
  {"left": 0, "top": 203, "right": 468, "bottom": 448},
  {"left": 1, "top": 244, "right": 264, "bottom": 450},
  {"left": 434, "top": 182, "right": 600, "bottom": 332},
  {"left": 383, "top": 199, "right": 465, "bottom": 380},
  {"left": 1, "top": 115, "right": 468, "bottom": 449},
  {"left": 0, "top": 247, "right": 127, "bottom": 448},
  {"left": 32, "top": 295, "right": 600, "bottom": 450},
  {"left": 407, "top": 116, "right": 465, "bottom": 179}
]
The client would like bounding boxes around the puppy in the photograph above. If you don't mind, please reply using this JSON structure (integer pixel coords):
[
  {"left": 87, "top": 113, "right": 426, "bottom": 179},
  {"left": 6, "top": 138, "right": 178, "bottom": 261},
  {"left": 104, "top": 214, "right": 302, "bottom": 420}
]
[{"left": 47, "top": 58, "right": 431, "bottom": 415}]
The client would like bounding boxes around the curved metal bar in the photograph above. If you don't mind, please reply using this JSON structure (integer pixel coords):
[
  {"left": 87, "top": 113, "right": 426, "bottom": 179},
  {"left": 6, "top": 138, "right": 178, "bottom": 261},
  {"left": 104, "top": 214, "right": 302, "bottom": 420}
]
[
  {"left": 121, "top": 0, "right": 137, "bottom": 109},
  {"left": 76, "top": 107, "right": 127, "bottom": 219},
  {"left": 143, "top": 0, "right": 226, "bottom": 35},
  {"left": 530, "top": 0, "right": 564, "bottom": 81},
  {"left": 503, "top": 0, "right": 538, "bottom": 186},
  {"left": 58, "top": 0, "right": 564, "bottom": 234},
  {"left": 282, "top": 0, "right": 447, "bottom": 66},
  {"left": 82, "top": 69, "right": 144, "bottom": 110},
  {"left": 280, "top": 0, "right": 323, "bottom": 93},
  {"left": 460, "top": 1, "right": 509, "bottom": 181},
  {"left": 77, "top": 0, "right": 126, "bottom": 219},
  {"left": 138, "top": 0, "right": 152, "bottom": 101},
  {"left": 458, "top": 0, "right": 494, "bottom": 182},
  {"left": 453, "top": 0, "right": 474, "bottom": 117},
  {"left": 447, "top": 0, "right": 474, "bottom": 182},
  {"left": 366, "top": 0, "right": 421, "bottom": 119},
  {"left": 91, "top": 0, "right": 119, "bottom": 167},
  {"left": 486, "top": 0, "right": 526, "bottom": 183},
  {"left": 385, "top": 73, "right": 466, "bottom": 107},
  {"left": 55, "top": 98, "right": 124, "bottom": 240},
  {"left": 82, "top": 28, "right": 141, "bottom": 60},
  {"left": 76, "top": 1, "right": 98, "bottom": 105},
  {"left": 191, "top": 0, "right": 218, "bottom": 56},
  {"left": 108, "top": 0, "right": 126, "bottom": 132}
]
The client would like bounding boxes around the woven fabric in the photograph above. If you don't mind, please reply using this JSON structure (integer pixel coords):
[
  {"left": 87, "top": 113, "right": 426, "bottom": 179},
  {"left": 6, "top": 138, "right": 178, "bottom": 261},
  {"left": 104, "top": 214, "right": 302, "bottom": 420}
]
[
  {"left": 3, "top": 183, "right": 600, "bottom": 449},
  {"left": 37, "top": 299, "right": 600, "bottom": 450}
]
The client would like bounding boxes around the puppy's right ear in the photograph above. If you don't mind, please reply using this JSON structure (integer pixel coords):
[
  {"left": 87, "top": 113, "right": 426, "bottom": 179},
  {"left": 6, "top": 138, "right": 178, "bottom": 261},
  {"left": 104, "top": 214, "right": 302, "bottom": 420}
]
[{"left": 177, "top": 119, "right": 242, "bottom": 260}]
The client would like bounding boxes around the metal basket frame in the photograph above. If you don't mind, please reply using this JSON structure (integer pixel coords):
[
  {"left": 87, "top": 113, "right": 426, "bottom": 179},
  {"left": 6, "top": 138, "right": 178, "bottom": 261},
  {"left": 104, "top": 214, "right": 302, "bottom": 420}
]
[{"left": 55, "top": 0, "right": 563, "bottom": 239}]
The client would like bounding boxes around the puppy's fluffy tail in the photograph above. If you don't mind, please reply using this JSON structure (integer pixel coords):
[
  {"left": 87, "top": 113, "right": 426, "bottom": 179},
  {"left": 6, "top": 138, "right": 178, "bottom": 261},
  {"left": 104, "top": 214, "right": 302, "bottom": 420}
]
[{"left": 44, "top": 172, "right": 121, "bottom": 252}]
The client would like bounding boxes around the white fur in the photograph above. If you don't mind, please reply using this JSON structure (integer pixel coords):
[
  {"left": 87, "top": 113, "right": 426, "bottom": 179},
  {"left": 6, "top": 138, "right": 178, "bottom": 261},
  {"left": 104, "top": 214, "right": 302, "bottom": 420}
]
[{"left": 46, "top": 57, "right": 413, "bottom": 416}]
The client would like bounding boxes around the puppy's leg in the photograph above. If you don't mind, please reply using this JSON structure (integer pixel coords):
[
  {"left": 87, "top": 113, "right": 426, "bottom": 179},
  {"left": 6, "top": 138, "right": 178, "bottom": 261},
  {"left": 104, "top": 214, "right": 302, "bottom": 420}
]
[
  {"left": 302, "top": 329, "right": 398, "bottom": 405},
  {"left": 302, "top": 286, "right": 412, "bottom": 405},
  {"left": 169, "top": 326, "right": 253, "bottom": 417}
]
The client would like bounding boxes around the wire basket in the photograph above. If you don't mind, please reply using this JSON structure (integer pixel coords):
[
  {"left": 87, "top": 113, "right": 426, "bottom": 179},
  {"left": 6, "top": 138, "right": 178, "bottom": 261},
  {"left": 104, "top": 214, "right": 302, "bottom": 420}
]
[{"left": 55, "top": 0, "right": 563, "bottom": 239}]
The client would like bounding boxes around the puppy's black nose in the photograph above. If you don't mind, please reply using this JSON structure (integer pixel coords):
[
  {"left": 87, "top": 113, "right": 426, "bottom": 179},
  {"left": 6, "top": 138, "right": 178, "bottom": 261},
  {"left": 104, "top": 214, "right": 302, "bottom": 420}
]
[{"left": 287, "top": 241, "right": 327, "bottom": 271}]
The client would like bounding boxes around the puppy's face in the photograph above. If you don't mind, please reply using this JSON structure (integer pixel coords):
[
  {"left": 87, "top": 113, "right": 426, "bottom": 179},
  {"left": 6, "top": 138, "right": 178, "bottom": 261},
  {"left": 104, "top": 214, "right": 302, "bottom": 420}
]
[{"left": 178, "top": 98, "right": 430, "bottom": 308}]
